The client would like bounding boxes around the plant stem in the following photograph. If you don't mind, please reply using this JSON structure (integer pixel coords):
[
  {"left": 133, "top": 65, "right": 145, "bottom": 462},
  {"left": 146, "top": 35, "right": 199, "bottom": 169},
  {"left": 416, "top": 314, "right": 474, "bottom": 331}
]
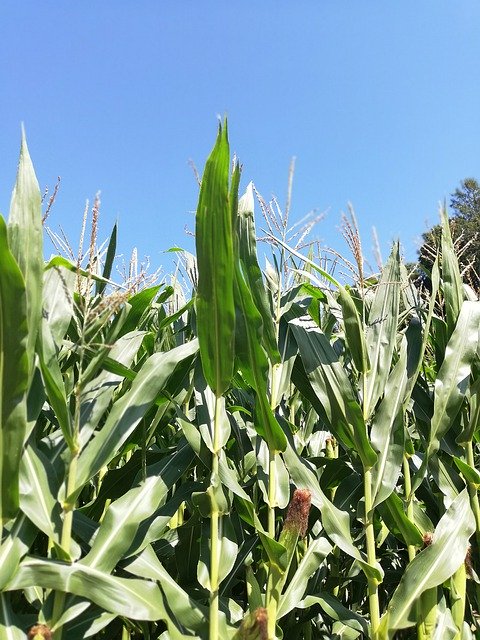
[
  {"left": 403, "top": 456, "right": 416, "bottom": 563},
  {"left": 417, "top": 587, "right": 438, "bottom": 640},
  {"left": 465, "top": 441, "right": 480, "bottom": 611},
  {"left": 268, "top": 449, "right": 277, "bottom": 539},
  {"left": 363, "top": 468, "right": 380, "bottom": 640},
  {"left": 466, "top": 442, "right": 480, "bottom": 544},
  {"left": 51, "top": 380, "right": 82, "bottom": 639},
  {"left": 266, "top": 568, "right": 279, "bottom": 640},
  {"left": 451, "top": 562, "right": 467, "bottom": 640},
  {"left": 266, "top": 363, "right": 279, "bottom": 639},
  {"left": 209, "top": 395, "right": 222, "bottom": 640}
]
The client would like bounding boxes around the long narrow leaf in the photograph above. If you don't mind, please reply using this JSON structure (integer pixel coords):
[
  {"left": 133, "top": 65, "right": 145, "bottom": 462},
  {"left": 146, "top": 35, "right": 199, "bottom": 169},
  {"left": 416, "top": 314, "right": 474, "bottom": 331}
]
[
  {"left": 195, "top": 121, "right": 236, "bottom": 396},
  {"left": 237, "top": 182, "right": 280, "bottom": 363},
  {"left": 363, "top": 242, "right": 401, "bottom": 418},
  {"left": 290, "top": 317, "right": 376, "bottom": 469},
  {"left": 0, "top": 215, "right": 29, "bottom": 521},
  {"left": 380, "top": 489, "right": 475, "bottom": 634},
  {"left": 440, "top": 206, "right": 464, "bottom": 337},
  {"left": 72, "top": 340, "right": 198, "bottom": 497},
  {"left": 6, "top": 557, "right": 170, "bottom": 622},
  {"left": 7, "top": 130, "right": 43, "bottom": 372}
]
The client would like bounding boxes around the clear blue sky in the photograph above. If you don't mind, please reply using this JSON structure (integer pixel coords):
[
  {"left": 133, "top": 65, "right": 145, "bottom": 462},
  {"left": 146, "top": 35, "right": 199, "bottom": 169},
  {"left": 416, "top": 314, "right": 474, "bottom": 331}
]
[{"left": 1, "top": 2, "right": 479, "bottom": 276}]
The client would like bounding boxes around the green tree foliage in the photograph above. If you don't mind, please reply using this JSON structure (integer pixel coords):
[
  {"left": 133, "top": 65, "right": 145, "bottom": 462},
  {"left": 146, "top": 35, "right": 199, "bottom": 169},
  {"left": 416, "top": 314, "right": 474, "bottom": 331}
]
[{"left": 419, "top": 178, "right": 480, "bottom": 291}]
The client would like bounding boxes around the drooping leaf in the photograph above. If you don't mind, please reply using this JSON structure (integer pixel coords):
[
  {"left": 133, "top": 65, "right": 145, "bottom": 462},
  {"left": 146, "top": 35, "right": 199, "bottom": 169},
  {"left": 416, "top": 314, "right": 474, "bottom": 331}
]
[
  {"left": 81, "top": 444, "right": 194, "bottom": 571},
  {"left": 71, "top": 340, "right": 198, "bottom": 498},
  {"left": 290, "top": 317, "right": 376, "bottom": 469},
  {"left": 38, "top": 318, "right": 74, "bottom": 448},
  {"left": 428, "top": 302, "right": 480, "bottom": 458},
  {"left": 282, "top": 433, "right": 382, "bottom": 583},
  {"left": 123, "top": 545, "right": 208, "bottom": 638},
  {"left": 0, "top": 514, "right": 36, "bottom": 589},
  {"left": 297, "top": 593, "right": 368, "bottom": 636},
  {"left": 234, "top": 262, "right": 287, "bottom": 451},
  {"left": 19, "top": 444, "right": 63, "bottom": 548},
  {"left": 118, "top": 284, "right": 164, "bottom": 337},
  {"left": 377, "top": 492, "right": 423, "bottom": 547},
  {"left": 6, "top": 557, "right": 173, "bottom": 622},
  {"left": 237, "top": 182, "right": 280, "bottom": 364},
  {"left": 277, "top": 536, "right": 333, "bottom": 618},
  {"left": 381, "top": 489, "right": 474, "bottom": 634},
  {"left": 78, "top": 330, "right": 146, "bottom": 448}
]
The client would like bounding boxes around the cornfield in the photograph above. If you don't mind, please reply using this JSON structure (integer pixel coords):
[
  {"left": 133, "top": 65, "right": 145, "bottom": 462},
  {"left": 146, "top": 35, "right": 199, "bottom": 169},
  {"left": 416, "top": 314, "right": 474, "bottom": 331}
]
[{"left": 1, "top": 123, "right": 480, "bottom": 640}]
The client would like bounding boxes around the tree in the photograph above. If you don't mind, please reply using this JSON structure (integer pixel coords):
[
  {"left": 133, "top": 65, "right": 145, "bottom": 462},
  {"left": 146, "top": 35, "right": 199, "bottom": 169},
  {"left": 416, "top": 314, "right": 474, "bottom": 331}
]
[{"left": 418, "top": 177, "right": 480, "bottom": 292}]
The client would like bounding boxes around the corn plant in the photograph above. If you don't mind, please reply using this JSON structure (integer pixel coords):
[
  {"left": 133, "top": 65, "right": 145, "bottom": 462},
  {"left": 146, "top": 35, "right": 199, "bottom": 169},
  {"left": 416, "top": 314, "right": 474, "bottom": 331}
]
[{"left": 0, "top": 124, "right": 479, "bottom": 640}]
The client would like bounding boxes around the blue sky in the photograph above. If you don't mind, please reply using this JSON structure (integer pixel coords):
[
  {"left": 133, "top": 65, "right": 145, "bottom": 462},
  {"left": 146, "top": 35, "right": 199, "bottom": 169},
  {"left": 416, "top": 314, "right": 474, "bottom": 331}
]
[{"left": 1, "top": 2, "right": 479, "bottom": 277}]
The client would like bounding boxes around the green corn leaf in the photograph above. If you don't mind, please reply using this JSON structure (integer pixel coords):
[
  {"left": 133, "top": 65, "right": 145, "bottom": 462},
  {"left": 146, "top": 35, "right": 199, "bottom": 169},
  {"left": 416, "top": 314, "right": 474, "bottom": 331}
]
[
  {"left": 0, "top": 215, "right": 29, "bottom": 522},
  {"left": 124, "top": 545, "right": 208, "bottom": 638},
  {"left": 269, "top": 236, "right": 341, "bottom": 289},
  {"left": 38, "top": 318, "right": 74, "bottom": 449},
  {"left": 245, "top": 566, "right": 264, "bottom": 612},
  {"left": 45, "top": 255, "right": 119, "bottom": 288},
  {"left": 63, "top": 607, "right": 118, "bottom": 640},
  {"left": 363, "top": 242, "right": 401, "bottom": 418},
  {"left": 0, "top": 514, "right": 36, "bottom": 589},
  {"left": 118, "top": 284, "right": 163, "bottom": 336},
  {"left": 297, "top": 593, "right": 368, "bottom": 636},
  {"left": 43, "top": 264, "right": 76, "bottom": 346},
  {"left": 380, "top": 489, "right": 474, "bottom": 634},
  {"left": 126, "top": 479, "right": 200, "bottom": 558},
  {"left": 198, "top": 517, "right": 238, "bottom": 589},
  {"left": 81, "top": 445, "right": 194, "bottom": 571},
  {"left": 377, "top": 492, "right": 423, "bottom": 547},
  {"left": 7, "top": 130, "right": 43, "bottom": 373},
  {"left": 370, "top": 339, "right": 408, "bottom": 509},
  {"left": 5, "top": 557, "right": 172, "bottom": 622},
  {"left": 19, "top": 444, "right": 64, "bottom": 549},
  {"left": 337, "top": 284, "right": 370, "bottom": 373},
  {"left": 0, "top": 594, "right": 24, "bottom": 640},
  {"left": 256, "top": 439, "right": 290, "bottom": 508},
  {"left": 457, "top": 376, "right": 480, "bottom": 444},
  {"left": 96, "top": 221, "right": 117, "bottom": 295},
  {"left": 452, "top": 455, "right": 480, "bottom": 487},
  {"left": 71, "top": 340, "right": 198, "bottom": 498},
  {"left": 282, "top": 433, "right": 382, "bottom": 583},
  {"left": 81, "top": 479, "right": 175, "bottom": 572},
  {"left": 79, "top": 330, "right": 146, "bottom": 447},
  {"left": 257, "top": 532, "right": 289, "bottom": 572},
  {"left": 431, "top": 596, "right": 459, "bottom": 640},
  {"left": 290, "top": 317, "right": 377, "bottom": 469},
  {"left": 237, "top": 182, "right": 280, "bottom": 364},
  {"left": 427, "top": 301, "right": 480, "bottom": 458},
  {"left": 440, "top": 206, "right": 464, "bottom": 337},
  {"left": 194, "top": 367, "right": 231, "bottom": 453},
  {"left": 277, "top": 536, "right": 333, "bottom": 618},
  {"left": 234, "top": 258, "right": 287, "bottom": 452},
  {"left": 195, "top": 121, "right": 236, "bottom": 397}
]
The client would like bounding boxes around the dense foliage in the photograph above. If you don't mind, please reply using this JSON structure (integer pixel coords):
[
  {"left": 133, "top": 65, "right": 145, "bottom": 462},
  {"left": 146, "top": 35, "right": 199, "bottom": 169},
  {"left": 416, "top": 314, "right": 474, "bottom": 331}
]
[
  {"left": 418, "top": 177, "right": 480, "bottom": 292},
  {"left": 0, "top": 125, "right": 480, "bottom": 640}
]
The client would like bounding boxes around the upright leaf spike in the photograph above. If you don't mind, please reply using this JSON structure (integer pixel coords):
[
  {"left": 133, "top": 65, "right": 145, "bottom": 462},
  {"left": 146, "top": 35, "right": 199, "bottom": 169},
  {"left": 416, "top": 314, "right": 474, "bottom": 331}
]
[{"left": 8, "top": 127, "right": 43, "bottom": 376}]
